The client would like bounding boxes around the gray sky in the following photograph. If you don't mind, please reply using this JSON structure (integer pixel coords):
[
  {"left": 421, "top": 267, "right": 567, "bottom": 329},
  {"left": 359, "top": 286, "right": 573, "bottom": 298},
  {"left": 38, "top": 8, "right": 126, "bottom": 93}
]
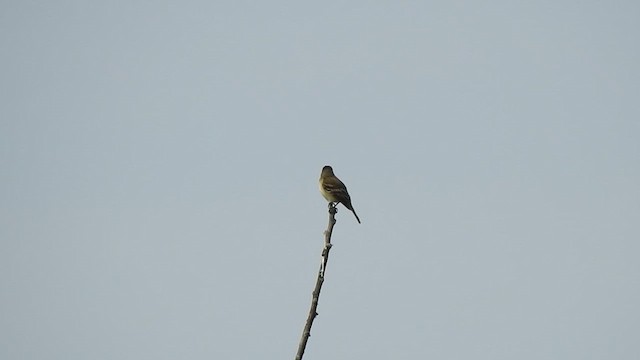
[{"left": 2, "top": 1, "right": 639, "bottom": 359}]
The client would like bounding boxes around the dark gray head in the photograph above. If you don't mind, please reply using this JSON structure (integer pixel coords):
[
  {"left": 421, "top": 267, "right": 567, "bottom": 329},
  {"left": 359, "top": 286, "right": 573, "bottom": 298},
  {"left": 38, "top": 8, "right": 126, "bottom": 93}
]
[{"left": 321, "top": 165, "right": 334, "bottom": 175}]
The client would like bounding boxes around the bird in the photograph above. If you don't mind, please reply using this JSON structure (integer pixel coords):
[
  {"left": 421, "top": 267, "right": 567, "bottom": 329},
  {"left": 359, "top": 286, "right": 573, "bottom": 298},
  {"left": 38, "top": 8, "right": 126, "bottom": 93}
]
[{"left": 319, "top": 165, "right": 361, "bottom": 224}]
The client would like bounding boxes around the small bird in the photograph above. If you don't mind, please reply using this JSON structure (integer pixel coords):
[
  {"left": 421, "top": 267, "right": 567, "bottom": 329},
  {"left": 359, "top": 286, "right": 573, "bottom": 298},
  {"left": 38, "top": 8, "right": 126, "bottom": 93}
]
[{"left": 319, "top": 165, "right": 361, "bottom": 223}]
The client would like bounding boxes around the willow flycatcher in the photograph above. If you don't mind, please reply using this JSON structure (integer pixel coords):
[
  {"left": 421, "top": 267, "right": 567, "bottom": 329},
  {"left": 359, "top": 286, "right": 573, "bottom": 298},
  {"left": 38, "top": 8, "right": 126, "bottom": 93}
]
[{"left": 319, "top": 165, "right": 361, "bottom": 224}]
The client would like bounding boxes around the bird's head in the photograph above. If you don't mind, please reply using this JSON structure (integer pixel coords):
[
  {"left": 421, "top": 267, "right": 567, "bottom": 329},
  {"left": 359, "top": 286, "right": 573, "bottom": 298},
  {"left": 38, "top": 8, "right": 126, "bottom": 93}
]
[{"left": 321, "top": 165, "right": 334, "bottom": 175}]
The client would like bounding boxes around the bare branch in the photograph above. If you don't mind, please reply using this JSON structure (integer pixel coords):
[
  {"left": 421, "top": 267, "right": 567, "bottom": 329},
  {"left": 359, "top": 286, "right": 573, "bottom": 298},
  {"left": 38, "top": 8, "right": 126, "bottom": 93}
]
[{"left": 295, "top": 204, "right": 338, "bottom": 360}]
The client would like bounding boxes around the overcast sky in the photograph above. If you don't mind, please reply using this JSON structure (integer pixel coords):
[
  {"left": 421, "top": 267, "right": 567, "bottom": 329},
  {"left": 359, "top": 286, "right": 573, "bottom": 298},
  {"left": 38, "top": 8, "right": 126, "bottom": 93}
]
[{"left": 1, "top": 1, "right": 639, "bottom": 359}]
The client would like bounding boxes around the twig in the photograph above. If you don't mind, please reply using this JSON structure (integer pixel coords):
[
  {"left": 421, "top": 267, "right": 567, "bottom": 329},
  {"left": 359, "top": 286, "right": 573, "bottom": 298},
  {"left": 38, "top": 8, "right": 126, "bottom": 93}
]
[{"left": 295, "top": 203, "right": 338, "bottom": 360}]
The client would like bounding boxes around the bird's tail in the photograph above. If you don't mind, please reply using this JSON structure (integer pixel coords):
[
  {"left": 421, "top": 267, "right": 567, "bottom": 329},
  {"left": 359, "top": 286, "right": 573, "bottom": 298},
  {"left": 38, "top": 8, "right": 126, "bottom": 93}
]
[{"left": 351, "top": 209, "right": 361, "bottom": 224}]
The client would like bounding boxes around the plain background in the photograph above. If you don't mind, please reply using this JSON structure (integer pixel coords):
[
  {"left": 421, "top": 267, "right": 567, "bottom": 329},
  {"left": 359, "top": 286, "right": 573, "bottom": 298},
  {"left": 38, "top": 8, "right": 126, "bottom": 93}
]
[{"left": 2, "top": 1, "right": 639, "bottom": 359}]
